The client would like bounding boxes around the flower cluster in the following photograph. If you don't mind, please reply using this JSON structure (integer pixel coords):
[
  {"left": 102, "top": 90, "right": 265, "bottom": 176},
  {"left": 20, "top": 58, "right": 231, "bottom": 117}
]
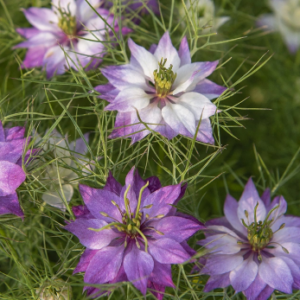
[
  {"left": 199, "top": 178, "right": 300, "bottom": 300},
  {"left": 258, "top": 0, "right": 300, "bottom": 53},
  {"left": 96, "top": 31, "right": 226, "bottom": 143},
  {"left": 0, "top": 120, "right": 35, "bottom": 217},
  {"left": 65, "top": 167, "right": 203, "bottom": 298}
]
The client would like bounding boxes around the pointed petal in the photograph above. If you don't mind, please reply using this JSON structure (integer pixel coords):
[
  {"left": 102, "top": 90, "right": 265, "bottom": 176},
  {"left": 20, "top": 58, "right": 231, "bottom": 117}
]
[
  {"left": 243, "top": 274, "right": 268, "bottom": 300},
  {"left": 148, "top": 238, "right": 190, "bottom": 264},
  {"left": 103, "top": 171, "right": 122, "bottom": 196},
  {"left": 178, "top": 36, "right": 191, "bottom": 66},
  {"left": 0, "top": 161, "right": 26, "bottom": 196},
  {"left": 73, "top": 249, "right": 98, "bottom": 274},
  {"left": 124, "top": 245, "right": 154, "bottom": 295},
  {"left": 149, "top": 261, "right": 175, "bottom": 287},
  {"left": 0, "top": 193, "right": 23, "bottom": 217},
  {"left": 192, "top": 79, "right": 227, "bottom": 100},
  {"left": 65, "top": 218, "right": 120, "bottom": 250},
  {"left": 204, "top": 273, "right": 230, "bottom": 292}
]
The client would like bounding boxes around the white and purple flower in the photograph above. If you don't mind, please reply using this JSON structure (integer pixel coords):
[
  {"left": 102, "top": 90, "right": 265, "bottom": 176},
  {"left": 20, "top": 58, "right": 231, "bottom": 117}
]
[
  {"left": 257, "top": 0, "right": 300, "bottom": 53},
  {"left": 15, "top": 0, "right": 127, "bottom": 78},
  {"left": 65, "top": 167, "right": 203, "bottom": 298},
  {"left": 199, "top": 178, "right": 300, "bottom": 300},
  {"left": 95, "top": 32, "right": 226, "bottom": 144},
  {"left": 0, "top": 121, "right": 36, "bottom": 217}
]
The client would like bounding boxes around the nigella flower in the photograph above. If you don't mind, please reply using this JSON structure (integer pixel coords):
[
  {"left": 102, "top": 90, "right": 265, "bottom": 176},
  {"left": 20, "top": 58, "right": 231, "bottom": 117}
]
[
  {"left": 199, "top": 178, "right": 300, "bottom": 300},
  {"left": 0, "top": 121, "right": 36, "bottom": 217},
  {"left": 257, "top": 0, "right": 300, "bottom": 53},
  {"left": 14, "top": 0, "right": 127, "bottom": 78},
  {"left": 38, "top": 130, "right": 91, "bottom": 211},
  {"left": 95, "top": 32, "right": 226, "bottom": 144},
  {"left": 182, "top": 0, "right": 230, "bottom": 33},
  {"left": 65, "top": 167, "right": 203, "bottom": 298}
]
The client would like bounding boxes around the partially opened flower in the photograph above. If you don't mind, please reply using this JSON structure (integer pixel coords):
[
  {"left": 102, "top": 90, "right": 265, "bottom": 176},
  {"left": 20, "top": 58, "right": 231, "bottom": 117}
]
[
  {"left": 0, "top": 121, "right": 34, "bottom": 217},
  {"left": 65, "top": 167, "right": 202, "bottom": 298},
  {"left": 257, "top": 0, "right": 300, "bottom": 53},
  {"left": 182, "top": 0, "right": 230, "bottom": 33},
  {"left": 96, "top": 32, "right": 226, "bottom": 144},
  {"left": 14, "top": 0, "right": 125, "bottom": 78},
  {"left": 38, "top": 130, "right": 91, "bottom": 211},
  {"left": 199, "top": 178, "right": 300, "bottom": 300}
]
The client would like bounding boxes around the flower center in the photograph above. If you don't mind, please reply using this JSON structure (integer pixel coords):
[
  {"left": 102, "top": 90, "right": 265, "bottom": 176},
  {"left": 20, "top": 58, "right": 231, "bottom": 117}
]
[
  {"left": 57, "top": 6, "right": 77, "bottom": 36},
  {"left": 240, "top": 203, "right": 287, "bottom": 260},
  {"left": 153, "top": 58, "right": 177, "bottom": 98}
]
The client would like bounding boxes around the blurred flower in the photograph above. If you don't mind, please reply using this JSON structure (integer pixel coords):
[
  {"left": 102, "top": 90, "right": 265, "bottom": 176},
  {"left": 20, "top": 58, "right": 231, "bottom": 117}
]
[
  {"left": 182, "top": 0, "right": 230, "bottom": 33},
  {"left": 0, "top": 120, "right": 37, "bottom": 217},
  {"left": 199, "top": 178, "right": 300, "bottom": 300},
  {"left": 65, "top": 167, "right": 203, "bottom": 298},
  {"left": 38, "top": 130, "right": 91, "bottom": 211},
  {"left": 14, "top": 0, "right": 128, "bottom": 78},
  {"left": 95, "top": 31, "right": 226, "bottom": 144},
  {"left": 257, "top": 0, "right": 300, "bottom": 53},
  {"left": 37, "top": 279, "right": 72, "bottom": 300}
]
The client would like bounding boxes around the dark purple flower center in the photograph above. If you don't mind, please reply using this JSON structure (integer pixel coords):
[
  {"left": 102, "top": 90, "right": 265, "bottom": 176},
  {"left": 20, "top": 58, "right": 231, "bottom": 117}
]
[
  {"left": 89, "top": 182, "right": 164, "bottom": 252},
  {"left": 153, "top": 58, "right": 177, "bottom": 98}
]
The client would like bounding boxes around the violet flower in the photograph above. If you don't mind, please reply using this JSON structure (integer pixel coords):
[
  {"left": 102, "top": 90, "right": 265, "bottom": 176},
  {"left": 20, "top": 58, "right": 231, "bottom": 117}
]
[
  {"left": 14, "top": 0, "right": 127, "bottom": 78},
  {"left": 95, "top": 32, "right": 226, "bottom": 144},
  {"left": 257, "top": 0, "right": 300, "bottom": 54},
  {"left": 0, "top": 121, "right": 34, "bottom": 217},
  {"left": 199, "top": 178, "right": 300, "bottom": 300},
  {"left": 65, "top": 167, "right": 203, "bottom": 298}
]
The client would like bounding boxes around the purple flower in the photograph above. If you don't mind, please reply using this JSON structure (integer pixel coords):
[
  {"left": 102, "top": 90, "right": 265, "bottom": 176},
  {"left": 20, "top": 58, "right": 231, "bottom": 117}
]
[
  {"left": 199, "top": 178, "right": 300, "bottom": 300},
  {"left": 96, "top": 32, "right": 226, "bottom": 144},
  {"left": 0, "top": 120, "right": 34, "bottom": 217},
  {"left": 65, "top": 167, "right": 203, "bottom": 298},
  {"left": 14, "top": 0, "right": 126, "bottom": 78},
  {"left": 257, "top": 0, "right": 300, "bottom": 54}
]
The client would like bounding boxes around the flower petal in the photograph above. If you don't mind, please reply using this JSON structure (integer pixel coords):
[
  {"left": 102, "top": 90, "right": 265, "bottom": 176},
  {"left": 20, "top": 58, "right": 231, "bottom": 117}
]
[
  {"left": 192, "top": 79, "right": 226, "bottom": 100},
  {"left": 21, "top": 47, "right": 47, "bottom": 69},
  {"left": 148, "top": 238, "right": 190, "bottom": 264},
  {"left": 237, "top": 178, "right": 266, "bottom": 225},
  {"left": 43, "top": 45, "right": 66, "bottom": 78},
  {"left": 243, "top": 274, "right": 268, "bottom": 300},
  {"left": 201, "top": 254, "right": 244, "bottom": 275},
  {"left": 154, "top": 32, "right": 180, "bottom": 71},
  {"left": 0, "top": 161, "right": 26, "bottom": 196},
  {"left": 73, "top": 249, "right": 98, "bottom": 274},
  {"left": 204, "top": 273, "right": 230, "bottom": 292},
  {"left": 149, "top": 261, "right": 175, "bottom": 287},
  {"left": 258, "top": 257, "right": 293, "bottom": 294},
  {"left": 128, "top": 38, "right": 158, "bottom": 81},
  {"left": 79, "top": 184, "right": 123, "bottom": 222},
  {"left": 0, "top": 193, "right": 23, "bottom": 217},
  {"left": 84, "top": 245, "right": 124, "bottom": 284},
  {"left": 103, "top": 171, "right": 123, "bottom": 196},
  {"left": 124, "top": 244, "right": 154, "bottom": 295},
  {"left": 65, "top": 218, "right": 120, "bottom": 250},
  {"left": 178, "top": 36, "right": 191, "bottom": 66},
  {"left": 229, "top": 255, "right": 258, "bottom": 292}
]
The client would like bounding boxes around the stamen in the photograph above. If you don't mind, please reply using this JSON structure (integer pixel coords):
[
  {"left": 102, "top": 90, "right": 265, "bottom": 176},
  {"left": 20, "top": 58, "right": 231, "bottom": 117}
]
[{"left": 135, "top": 181, "right": 149, "bottom": 219}]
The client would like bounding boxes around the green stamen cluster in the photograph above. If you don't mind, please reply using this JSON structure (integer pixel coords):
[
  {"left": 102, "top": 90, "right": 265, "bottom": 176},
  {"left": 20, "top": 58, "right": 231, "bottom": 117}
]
[
  {"left": 89, "top": 181, "right": 163, "bottom": 253},
  {"left": 153, "top": 58, "right": 177, "bottom": 98},
  {"left": 56, "top": 5, "right": 77, "bottom": 36},
  {"left": 240, "top": 203, "right": 287, "bottom": 260},
  {"left": 281, "top": 0, "right": 300, "bottom": 30}
]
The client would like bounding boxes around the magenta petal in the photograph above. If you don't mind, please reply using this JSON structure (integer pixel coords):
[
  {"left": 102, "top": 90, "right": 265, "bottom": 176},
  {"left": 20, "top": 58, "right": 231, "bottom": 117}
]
[
  {"left": 79, "top": 184, "right": 123, "bottom": 222},
  {"left": 84, "top": 245, "right": 124, "bottom": 285},
  {"left": 178, "top": 36, "right": 191, "bottom": 66},
  {"left": 0, "top": 121, "right": 4, "bottom": 141},
  {"left": 72, "top": 205, "right": 93, "bottom": 219},
  {"left": 103, "top": 171, "right": 122, "bottom": 196},
  {"left": 0, "top": 192, "right": 23, "bottom": 217},
  {"left": 144, "top": 176, "right": 161, "bottom": 193},
  {"left": 73, "top": 249, "right": 98, "bottom": 274},
  {"left": 148, "top": 238, "right": 190, "bottom": 264},
  {"left": 149, "top": 261, "right": 175, "bottom": 288},
  {"left": 0, "top": 139, "right": 27, "bottom": 163},
  {"left": 142, "top": 184, "right": 182, "bottom": 218},
  {"left": 258, "top": 257, "right": 293, "bottom": 294},
  {"left": 204, "top": 272, "right": 230, "bottom": 292},
  {"left": 124, "top": 245, "right": 154, "bottom": 295},
  {"left": 22, "top": 47, "right": 47, "bottom": 68},
  {"left": 261, "top": 188, "right": 271, "bottom": 207},
  {"left": 0, "top": 161, "right": 26, "bottom": 196},
  {"left": 147, "top": 281, "right": 165, "bottom": 300},
  {"left": 150, "top": 216, "right": 201, "bottom": 242},
  {"left": 16, "top": 27, "right": 40, "bottom": 39},
  {"left": 243, "top": 274, "right": 267, "bottom": 300},
  {"left": 65, "top": 218, "right": 120, "bottom": 250},
  {"left": 4, "top": 126, "right": 25, "bottom": 141}
]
